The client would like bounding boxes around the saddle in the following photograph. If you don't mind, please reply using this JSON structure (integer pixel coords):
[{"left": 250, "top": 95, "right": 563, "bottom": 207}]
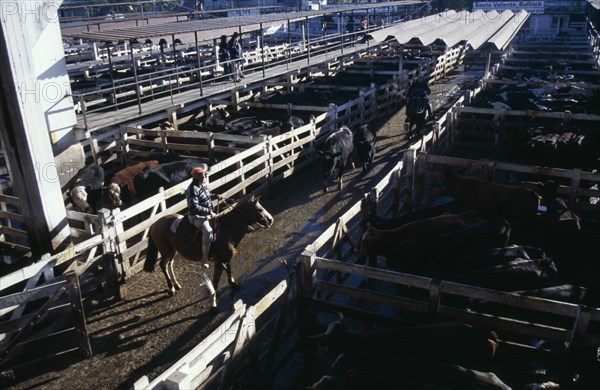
[
  {"left": 169, "top": 215, "right": 219, "bottom": 245},
  {"left": 408, "top": 95, "right": 427, "bottom": 115}
]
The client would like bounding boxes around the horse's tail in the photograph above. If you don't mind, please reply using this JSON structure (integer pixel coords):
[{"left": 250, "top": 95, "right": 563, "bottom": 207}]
[{"left": 144, "top": 231, "right": 158, "bottom": 272}]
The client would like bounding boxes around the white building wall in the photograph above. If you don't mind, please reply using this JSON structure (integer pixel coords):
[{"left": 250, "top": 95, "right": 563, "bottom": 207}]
[
  {"left": 1, "top": 0, "right": 76, "bottom": 145},
  {"left": 1, "top": 0, "right": 73, "bottom": 253}
]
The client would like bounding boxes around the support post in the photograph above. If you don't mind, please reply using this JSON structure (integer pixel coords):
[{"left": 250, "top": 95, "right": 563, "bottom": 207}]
[{"left": 130, "top": 39, "right": 143, "bottom": 115}]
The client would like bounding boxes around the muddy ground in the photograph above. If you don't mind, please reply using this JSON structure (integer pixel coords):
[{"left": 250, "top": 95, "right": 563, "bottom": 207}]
[{"left": 5, "top": 71, "right": 478, "bottom": 390}]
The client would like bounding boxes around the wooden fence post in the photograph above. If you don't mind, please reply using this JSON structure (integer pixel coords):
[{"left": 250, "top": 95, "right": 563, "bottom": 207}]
[
  {"left": 433, "top": 122, "right": 440, "bottom": 154},
  {"left": 569, "top": 304, "right": 591, "bottom": 356},
  {"left": 65, "top": 272, "right": 92, "bottom": 358},
  {"left": 369, "top": 187, "right": 379, "bottom": 224},
  {"left": 99, "top": 208, "right": 126, "bottom": 300},
  {"left": 415, "top": 151, "right": 427, "bottom": 208},
  {"left": 404, "top": 147, "right": 417, "bottom": 210},
  {"left": 568, "top": 168, "right": 582, "bottom": 210},
  {"left": 207, "top": 132, "right": 215, "bottom": 164},
  {"left": 166, "top": 107, "right": 179, "bottom": 131},
  {"left": 109, "top": 208, "right": 131, "bottom": 283},
  {"left": 297, "top": 249, "right": 317, "bottom": 342},
  {"left": 263, "top": 135, "right": 272, "bottom": 183},
  {"left": 390, "top": 168, "right": 401, "bottom": 215}
]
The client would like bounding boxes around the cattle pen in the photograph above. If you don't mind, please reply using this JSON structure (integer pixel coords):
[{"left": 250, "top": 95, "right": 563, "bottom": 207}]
[{"left": 132, "top": 68, "right": 600, "bottom": 389}]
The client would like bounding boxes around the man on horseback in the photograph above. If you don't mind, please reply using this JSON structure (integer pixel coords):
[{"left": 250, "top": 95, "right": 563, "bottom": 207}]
[
  {"left": 187, "top": 165, "right": 222, "bottom": 268},
  {"left": 407, "top": 76, "right": 433, "bottom": 121}
]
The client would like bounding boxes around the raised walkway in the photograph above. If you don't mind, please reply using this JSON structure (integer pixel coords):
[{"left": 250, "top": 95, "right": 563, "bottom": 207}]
[{"left": 77, "top": 40, "right": 373, "bottom": 132}]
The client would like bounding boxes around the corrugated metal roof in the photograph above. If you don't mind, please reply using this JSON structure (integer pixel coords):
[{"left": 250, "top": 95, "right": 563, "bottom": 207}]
[
  {"left": 370, "top": 9, "right": 529, "bottom": 51},
  {"left": 63, "top": 1, "right": 422, "bottom": 42},
  {"left": 485, "top": 10, "right": 529, "bottom": 51}
]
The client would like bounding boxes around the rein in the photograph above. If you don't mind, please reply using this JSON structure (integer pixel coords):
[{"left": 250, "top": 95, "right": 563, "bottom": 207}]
[{"left": 217, "top": 197, "right": 265, "bottom": 230}]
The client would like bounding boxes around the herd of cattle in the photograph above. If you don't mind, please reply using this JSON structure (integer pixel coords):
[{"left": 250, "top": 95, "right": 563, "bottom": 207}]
[
  {"left": 66, "top": 112, "right": 377, "bottom": 212},
  {"left": 306, "top": 313, "right": 513, "bottom": 389},
  {"left": 68, "top": 152, "right": 195, "bottom": 213},
  {"left": 472, "top": 83, "right": 600, "bottom": 114},
  {"left": 510, "top": 126, "right": 600, "bottom": 171},
  {"left": 359, "top": 171, "right": 599, "bottom": 300},
  {"left": 306, "top": 173, "right": 599, "bottom": 389}
]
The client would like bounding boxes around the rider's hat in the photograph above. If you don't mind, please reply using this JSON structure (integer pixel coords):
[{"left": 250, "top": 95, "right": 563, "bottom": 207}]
[{"left": 191, "top": 166, "right": 205, "bottom": 178}]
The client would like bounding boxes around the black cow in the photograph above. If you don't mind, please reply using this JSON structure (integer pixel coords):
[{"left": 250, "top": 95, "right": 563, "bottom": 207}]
[
  {"left": 309, "top": 313, "right": 499, "bottom": 369},
  {"left": 131, "top": 152, "right": 184, "bottom": 165},
  {"left": 535, "top": 181, "right": 600, "bottom": 288},
  {"left": 69, "top": 163, "right": 105, "bottom": 213},
  {"left": 318, "top": 126, "right": 354, "bottom": 193},
  {"left": 515, "top": 284, "right": 599, "bottom": 306},
  {"left": 309, "top": 354, "right": 511, "bottom": 390},
  {"left": 352, "top": 124, "right": 376, "bottom": 172},
  {"left": 393, "top": 217, "right": 512, "bottom": 274},
  {"left": 202, "top": 108, "right": 231, "bottom": 132},
  {"left": 133, "top": 160, "right": 199, "bottom": 199},
  {"left": 444, "top": 256, "right": 559, "bottom": 291},
  {"left": 282, "top": 115, "right": 305, "bottom": 133},
  {"left": 371, "top": 201, "right": 468, "bottom": 230}
]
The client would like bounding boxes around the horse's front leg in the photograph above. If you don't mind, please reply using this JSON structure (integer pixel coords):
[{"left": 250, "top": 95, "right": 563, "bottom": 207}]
[
  {"left": 160, "top": 257, "right": 177, "bottom": 296},
  {"left": 167, "top": 258, "right": 182, "bottom": 291},
  {"left": 215, "top": 261, "right": 240, "bottom": 290},
  {"left": 200, "top": 272, "right": 217, "bottom": 309}
]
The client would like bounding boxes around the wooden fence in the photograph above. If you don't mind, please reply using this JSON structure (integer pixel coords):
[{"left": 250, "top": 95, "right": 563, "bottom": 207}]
[
  {"left": 133, "top": 274, "right": 298, "bottom": 390},
  {"left": 0, "top": 39, "right": 489, "bottom": 381},
  {"left": 0, "top": 271, "right": 93, "bottom": 380},
  {"left": 127, "top": 56, "right": 600, "bottom": 388},
  {"left": 297, "top": 152, "right": 600, "bottom": 388}
]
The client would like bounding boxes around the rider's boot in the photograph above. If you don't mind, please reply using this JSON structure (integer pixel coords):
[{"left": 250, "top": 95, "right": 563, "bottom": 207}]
[{"left": 200, "top": 243, "right": 210, "bottom": 268}]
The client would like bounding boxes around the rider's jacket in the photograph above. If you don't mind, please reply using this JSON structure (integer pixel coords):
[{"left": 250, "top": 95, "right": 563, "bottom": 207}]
[
  {"left": 186, "top": 183, "right": 213, "bottom": 217},
  {"left": 408, "top": 81, "right": 431, "bottom": 97}
]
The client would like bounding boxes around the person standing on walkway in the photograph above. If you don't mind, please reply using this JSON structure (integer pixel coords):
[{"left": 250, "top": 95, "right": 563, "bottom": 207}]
[
  {"left": 346, "top": 16, "right": 356, "bottom": 42},
  {"left": 360, "top": 17, "right": 368, "bottom": 33},
  {"left": 218, "top": 35, "right": 232, "bottom": 80},
  {"left": 228, "top": 32, "right": 244, "bottom": 82}
]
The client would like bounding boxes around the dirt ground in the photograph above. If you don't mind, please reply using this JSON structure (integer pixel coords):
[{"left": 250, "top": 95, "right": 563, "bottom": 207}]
[{"left": 4, "top": 72, "right": 477, "bottom": 390}]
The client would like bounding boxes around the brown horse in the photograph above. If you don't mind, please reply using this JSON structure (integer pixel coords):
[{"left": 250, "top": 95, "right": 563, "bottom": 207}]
[{"left": 143, "top": 194, "right": 273, "bottom": 309}]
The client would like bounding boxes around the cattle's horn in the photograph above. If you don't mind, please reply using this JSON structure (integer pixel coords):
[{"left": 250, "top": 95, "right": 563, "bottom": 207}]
[
  {"left": 324, "top": 311, "right": 344, "bottom": 336},
  {"left": 333, "top": 311, "right": 344, "bottom": 322},
  {"left": 306, "top": 311, "right": 345, "bottom": 340}
]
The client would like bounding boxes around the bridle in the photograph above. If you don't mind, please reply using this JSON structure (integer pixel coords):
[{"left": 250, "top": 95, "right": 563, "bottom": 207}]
[{"left": 217, "top": 197, "right": 270, "bottom": 230}]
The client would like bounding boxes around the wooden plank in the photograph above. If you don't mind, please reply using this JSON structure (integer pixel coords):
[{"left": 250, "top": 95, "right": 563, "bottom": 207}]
[
  {"left": 315, "top": 258, "right": 432, "bottom": 290},
  {"left": 0, "top": 280, "right": 66, "bottom": 310},
  {"left": 0, "top": 226, "right": 28, "bottom": 239},
  {"left": 456, "top": 107, "right": 600, "bottom": 121},
  {"left": 0, "top": 283, "right": 68, "bottom": 363},
  {"left": 138, "top": 302, "right": 248, "bottom": 390},
  {"left": 315, "top": 281, "right": 429, "bottom": 314},
  {"left": 65, "top": 273, "right": 92, "bottom": 358},
  {"left": 0, "top": 194, "right": 20, "bottom": 206},
  {"left": 439, "top": 306, "right": 572, "bottom": 343},
  {"left": 441, "top": 282, "right": 580, "bottom": 317}
]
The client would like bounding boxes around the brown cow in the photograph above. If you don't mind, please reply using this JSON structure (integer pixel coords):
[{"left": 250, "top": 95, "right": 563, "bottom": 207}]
[
  {"left": 441, "top": 168, "right": 541, "bottom": 243},
  {"left": 106, "top": 160, "right": 159, "bottom": 207},
  {"left": 358, "top": 210, "right": 480, "bottom": 259}
]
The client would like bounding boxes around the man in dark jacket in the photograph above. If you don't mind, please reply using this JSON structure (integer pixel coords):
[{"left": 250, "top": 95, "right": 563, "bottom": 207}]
[
  {"left": 218, "top": 35, "right": 231, "bottom": 79},
  {"left": 187, "top": 164, "right": 221, "bottom": 268},
  {"left": 407, "top": 77, "right": 433, "bottom": 120},
  {"left": 228, "top": 32, "right": 244, "bottom": 82}
]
